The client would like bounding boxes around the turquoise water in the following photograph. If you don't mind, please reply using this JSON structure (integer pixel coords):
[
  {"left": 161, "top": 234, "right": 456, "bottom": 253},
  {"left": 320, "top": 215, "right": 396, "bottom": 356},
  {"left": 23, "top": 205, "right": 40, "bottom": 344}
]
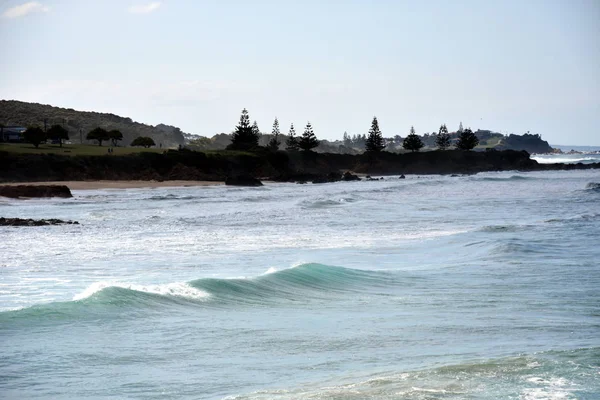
[{"left": 1, "top": 170, "right": 599, "bottom": 399}]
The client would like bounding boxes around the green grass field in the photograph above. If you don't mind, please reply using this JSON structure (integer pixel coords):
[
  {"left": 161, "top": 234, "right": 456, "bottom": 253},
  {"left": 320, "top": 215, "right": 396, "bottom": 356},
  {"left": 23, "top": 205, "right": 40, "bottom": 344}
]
[{"left": 0, "top": 143, "right": 165, "bottom": 156}]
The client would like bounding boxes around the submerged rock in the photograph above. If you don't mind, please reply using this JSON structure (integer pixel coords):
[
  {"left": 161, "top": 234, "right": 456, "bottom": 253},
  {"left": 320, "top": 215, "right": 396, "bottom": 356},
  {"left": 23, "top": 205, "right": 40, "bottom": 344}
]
[
  {"left": 0, "top": 217, "right": 79, "bottom": 226},
  {"left": 0, "top": 185, "right": 73, "bottom": 199}
]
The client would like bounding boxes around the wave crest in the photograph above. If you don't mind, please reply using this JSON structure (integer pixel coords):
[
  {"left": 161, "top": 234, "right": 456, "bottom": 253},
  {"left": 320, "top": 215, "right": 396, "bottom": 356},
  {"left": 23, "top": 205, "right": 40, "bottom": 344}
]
[{"left": 73, "top": 281, "right": 210, "bottom": 302}]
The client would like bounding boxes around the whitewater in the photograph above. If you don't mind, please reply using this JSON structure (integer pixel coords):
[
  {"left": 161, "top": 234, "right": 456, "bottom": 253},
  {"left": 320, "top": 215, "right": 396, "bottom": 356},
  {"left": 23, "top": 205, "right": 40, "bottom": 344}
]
[{"left": 1, "top": 170, "right": 599, "bottom": 399}]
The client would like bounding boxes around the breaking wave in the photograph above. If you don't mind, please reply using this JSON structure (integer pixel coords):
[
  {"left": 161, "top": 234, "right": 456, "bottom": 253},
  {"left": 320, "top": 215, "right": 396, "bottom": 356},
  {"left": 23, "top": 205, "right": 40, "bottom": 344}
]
[{"left": 0, "top": 264, "right": 397, "bottom": 322}]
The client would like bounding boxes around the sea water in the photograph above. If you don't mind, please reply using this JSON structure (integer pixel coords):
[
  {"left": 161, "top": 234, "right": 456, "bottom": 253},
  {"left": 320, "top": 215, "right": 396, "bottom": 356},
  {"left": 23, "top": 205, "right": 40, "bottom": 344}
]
[{"left": 1, "top": 170, "right": 599, "bottom": 399}]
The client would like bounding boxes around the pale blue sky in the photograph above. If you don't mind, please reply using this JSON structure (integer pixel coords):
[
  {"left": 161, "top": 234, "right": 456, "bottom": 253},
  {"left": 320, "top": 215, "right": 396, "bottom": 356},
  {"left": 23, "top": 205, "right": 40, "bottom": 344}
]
[{"left": 1, "top": 0, "right": 598, "bottom": 144}]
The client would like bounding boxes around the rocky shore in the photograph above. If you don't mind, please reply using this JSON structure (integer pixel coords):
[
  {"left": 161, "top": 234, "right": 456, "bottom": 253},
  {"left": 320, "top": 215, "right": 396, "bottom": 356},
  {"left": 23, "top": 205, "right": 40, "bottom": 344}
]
[
  {"left": 0, "top": 149, "right": 598, "bottom": 186},
  {"left": 0, "top": 217, "right": 79, "bottom": 226}
]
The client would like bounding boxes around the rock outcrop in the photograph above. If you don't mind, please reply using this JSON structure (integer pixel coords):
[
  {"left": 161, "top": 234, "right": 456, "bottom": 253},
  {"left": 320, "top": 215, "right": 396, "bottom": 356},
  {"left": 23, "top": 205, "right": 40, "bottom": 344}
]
[
  {"left": 0, "top": 217, "right": 79, "bottom": 226},
  {"left": 0, "top": 185, "right": 73, "bottom": 198},
  {"left": 342, "top": 171, "right": 361, "bottom": 181}
]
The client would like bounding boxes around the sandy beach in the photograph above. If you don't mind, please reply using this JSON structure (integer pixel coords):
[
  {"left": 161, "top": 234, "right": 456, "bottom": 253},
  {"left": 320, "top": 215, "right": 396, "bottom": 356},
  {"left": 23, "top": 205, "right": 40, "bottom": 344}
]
[{"left": 2, "top": 180, "right": 224, "bottom": 190}]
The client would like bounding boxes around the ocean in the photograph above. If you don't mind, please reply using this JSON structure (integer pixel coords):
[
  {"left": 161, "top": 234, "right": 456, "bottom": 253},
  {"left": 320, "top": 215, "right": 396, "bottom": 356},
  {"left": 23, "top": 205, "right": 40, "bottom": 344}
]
[
  {"left": 531, "top": 153, "right": 600, "bottom": 165},
  {"left": 1, "top": 170, "right": 599, "bottom": 399}
]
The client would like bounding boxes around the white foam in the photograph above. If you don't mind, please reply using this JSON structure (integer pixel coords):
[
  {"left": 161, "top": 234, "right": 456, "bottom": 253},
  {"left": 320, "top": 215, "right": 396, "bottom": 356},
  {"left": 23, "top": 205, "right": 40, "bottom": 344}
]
[
  {"left": 73, "top": 281, "right": 210, "bottom": 301},
  {"left": 263, "top": 267, "right": 279, "bottom": 275},
  {"left": 532, "top": 156, "right": 598, "bottom": 164},
  {"left": 522, "top": 376, "right": 575, "bottom": 400}
]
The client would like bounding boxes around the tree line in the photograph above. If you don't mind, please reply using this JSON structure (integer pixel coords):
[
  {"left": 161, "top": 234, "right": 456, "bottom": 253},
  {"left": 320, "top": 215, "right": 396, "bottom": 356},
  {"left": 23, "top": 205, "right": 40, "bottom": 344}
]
[
  {"left": 20, "top": 125, "right": 157, "bottom": 148},
  {"left": 228, "top": 108, "right": 319, "bottom": 152},
  {"left": 229, "top": 109, "right": 479, "bottom": 153}
]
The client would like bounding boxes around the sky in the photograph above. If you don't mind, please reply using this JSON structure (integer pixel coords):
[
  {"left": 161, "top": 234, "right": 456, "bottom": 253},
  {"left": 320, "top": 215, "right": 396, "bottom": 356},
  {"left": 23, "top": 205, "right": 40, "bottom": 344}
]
[{"left": 0, "top": 0, "right": 599, "bottom": 145}]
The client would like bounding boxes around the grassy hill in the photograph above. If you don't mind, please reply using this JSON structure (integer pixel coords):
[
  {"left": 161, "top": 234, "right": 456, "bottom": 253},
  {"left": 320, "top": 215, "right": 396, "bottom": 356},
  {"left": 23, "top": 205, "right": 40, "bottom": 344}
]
[{"left": 0, "top": 100, "right": 185, "bottom": 148}]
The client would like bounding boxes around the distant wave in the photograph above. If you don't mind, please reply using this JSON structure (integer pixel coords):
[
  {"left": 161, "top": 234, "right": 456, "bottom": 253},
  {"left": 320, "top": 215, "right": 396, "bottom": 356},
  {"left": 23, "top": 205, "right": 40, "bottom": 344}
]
[
  {"left": 532, "top": 155, "right": 600, "bottom": 164},
  {"left": 585, "top": 182, "right": 600, "bottom": 191},
  {"left": 299, "top": 196, "right": 361, "bottom": 209},
  {"left": 148, "top": 194, "right": 198, "bottom": 201},
  {"left": 0, "top": 264, "right": 396, "bottom": 322},
  {"left": 227, "top": 347, "right": 600, "bottom": 399},
  {"left": 545, "top": 212, "right": 600, "bottom": 224},
  {"left": 479, "top": 224, "right": 529, "bottom": 233},
  {"left": 474, "top": 175, "right": 535, "bottom": 182}
]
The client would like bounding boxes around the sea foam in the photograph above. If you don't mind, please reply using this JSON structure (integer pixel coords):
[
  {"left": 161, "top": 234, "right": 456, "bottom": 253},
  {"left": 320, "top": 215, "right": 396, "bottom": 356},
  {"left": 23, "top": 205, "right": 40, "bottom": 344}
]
[{"left": 73, "top": 281, "right": 210, "bottom": 301}]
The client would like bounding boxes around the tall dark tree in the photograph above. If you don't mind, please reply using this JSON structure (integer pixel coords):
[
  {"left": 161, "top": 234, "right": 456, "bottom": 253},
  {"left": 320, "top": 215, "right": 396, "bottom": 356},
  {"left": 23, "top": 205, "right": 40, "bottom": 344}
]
[
  {"left": 47, "top": 124, "right": 69, "bottom": 147},
  {"left": 228, "top": 108, "right": 259, "bottom": 150},
  {"left": 457, "top": 121, "right": 464, "bottom": 134},
  {"left": 108, "top": 129, "right": 123, "bottom": 146},
  {"left": 435, "top": 124, "right": 451, "bottom": 150},
  {"left": 267, "top": 117, "right": 281, "bottom": 151},
  {"left": 402, "top": 126, "right": 424, "bottom": 152},
  {"left": 23, "top": 126, "right": 46, "bottom": 148},
  {"left": 87, "top": 127, "right": 110, "bottom": 146},
  {"left": 365, "top": 116, "right": 385, "bottom": 152},
  {"left": 251, "top": 120, "right": 261, "bottom": 138},
  {"left": 286, "top": 123, "right": 299, "bottom": 151},
  {"left": 456, "top": 128, "right": 479, "bottom": 150},
  {"left": 298, "top": 122, "right": 319, "bottom": 152},
  {"left": 343, "top": 131, "right": 352, "bottom": 146}
]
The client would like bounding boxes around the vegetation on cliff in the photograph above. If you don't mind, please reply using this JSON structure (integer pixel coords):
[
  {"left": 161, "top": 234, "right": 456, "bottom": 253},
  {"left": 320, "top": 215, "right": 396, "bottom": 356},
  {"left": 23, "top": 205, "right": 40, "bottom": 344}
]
[{"left": 0, "top": 100, "right": 185, "bottom": 147}]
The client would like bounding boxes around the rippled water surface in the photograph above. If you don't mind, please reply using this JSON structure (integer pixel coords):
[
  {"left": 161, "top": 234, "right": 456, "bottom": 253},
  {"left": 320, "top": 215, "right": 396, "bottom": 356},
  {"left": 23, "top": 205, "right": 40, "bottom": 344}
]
[{"left": 1, "top": 170, "right": 599, "bottom": 399}]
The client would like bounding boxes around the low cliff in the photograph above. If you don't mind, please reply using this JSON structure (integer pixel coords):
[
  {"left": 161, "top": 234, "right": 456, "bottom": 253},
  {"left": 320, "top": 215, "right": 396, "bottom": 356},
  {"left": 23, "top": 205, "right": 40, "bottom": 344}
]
[{"left": 1, "top": 149, "right": 598, "bottom": 184}]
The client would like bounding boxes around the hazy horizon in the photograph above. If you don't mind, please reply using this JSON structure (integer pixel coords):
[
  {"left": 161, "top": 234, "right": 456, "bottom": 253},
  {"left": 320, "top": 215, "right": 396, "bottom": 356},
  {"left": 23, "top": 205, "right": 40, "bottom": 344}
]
[{"left": 1, "top": 1, "right": 599, "bottom": 145}]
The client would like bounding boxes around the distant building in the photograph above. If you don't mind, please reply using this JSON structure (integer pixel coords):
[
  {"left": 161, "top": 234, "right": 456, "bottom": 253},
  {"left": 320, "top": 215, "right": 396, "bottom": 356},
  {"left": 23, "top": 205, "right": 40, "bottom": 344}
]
[{"left": 1, "top": 126, "right": 26, "bottom": 142}]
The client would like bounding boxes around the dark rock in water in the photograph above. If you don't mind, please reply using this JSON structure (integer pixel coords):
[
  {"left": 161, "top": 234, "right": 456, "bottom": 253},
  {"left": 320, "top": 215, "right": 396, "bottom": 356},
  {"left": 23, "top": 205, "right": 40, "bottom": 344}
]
[
  {"left": 0, "top": 217, "right": 79, "bottom": 226},
  {"left": 312, "top": 172, "right": 342, "bottom": 184},
  {"left": 0, "top": 185, "right": 73, "bottom": 199},
  {"left": 342, "top": 171, "right": 361, "bottom": 181},
  {"left": 451, "top": 174, "right": 460, "bottom": 177},
  {"left": 585, "top": 182, "right": 600, "bottom": 191},
  {"left": 399, "top": 175, "right": 406, "bottom": 179},
  {"left": 225, "top": 176, "right": 263, "bottom": 187}
]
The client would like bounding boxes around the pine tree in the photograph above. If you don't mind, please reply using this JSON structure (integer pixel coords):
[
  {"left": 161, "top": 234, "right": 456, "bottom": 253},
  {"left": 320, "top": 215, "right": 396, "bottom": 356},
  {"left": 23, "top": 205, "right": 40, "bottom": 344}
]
[
  {"left": 402, "top": 126, "right": 424, "bottom": 152},
  {"left": 267, "top": 117, "right": 281, "bottom": 151},
  {"left": 458, "top": 121, "right": 464, "bottom": 133},
  {"left": 252, "top": 121, "right": 261, "bottom": 138},
  {"left": 456, "top": 127, "right": 479, "bottom": 150},
  {"left": 343, "top": 131, "right": 352, "bottom": 146},
  {"left": 285, "top": 123, "right": 299, "bottom": 151},
  {"left": 365, "top": 116, "right": 385, "bottom": 152},
  {"left": 435, "top": 124, "right": 451, "bottom": 150},
  {"left": 229, "top": 108, "right": 259, "bottom": 150},
  {"left": 298, "top": 122, "right": 319, "bottom": 152}
]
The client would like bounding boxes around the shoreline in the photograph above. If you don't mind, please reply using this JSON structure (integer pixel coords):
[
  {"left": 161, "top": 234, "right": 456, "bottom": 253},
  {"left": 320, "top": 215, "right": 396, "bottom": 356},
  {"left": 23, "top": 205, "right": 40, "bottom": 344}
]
[{"left": 1, "top": 180, "right": 224, "bottom": 190}]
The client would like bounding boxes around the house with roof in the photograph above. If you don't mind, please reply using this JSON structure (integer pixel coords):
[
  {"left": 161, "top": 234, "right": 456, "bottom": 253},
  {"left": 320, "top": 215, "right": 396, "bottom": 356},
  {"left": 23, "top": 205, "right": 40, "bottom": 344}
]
[{"left": 0, "top": 126, "right": 26, "bottom": 142}]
